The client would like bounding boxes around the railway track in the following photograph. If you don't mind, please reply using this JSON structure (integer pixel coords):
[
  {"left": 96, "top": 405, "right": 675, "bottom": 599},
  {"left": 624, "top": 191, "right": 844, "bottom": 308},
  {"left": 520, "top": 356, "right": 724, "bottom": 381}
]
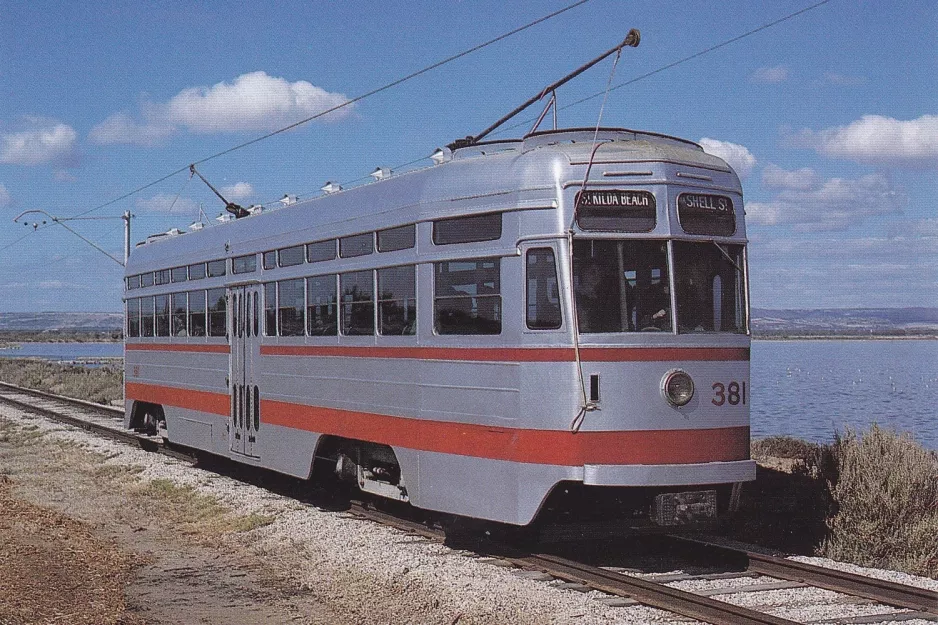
[{"left": 1, "top": 380, "right": 935, "bottom": 625}]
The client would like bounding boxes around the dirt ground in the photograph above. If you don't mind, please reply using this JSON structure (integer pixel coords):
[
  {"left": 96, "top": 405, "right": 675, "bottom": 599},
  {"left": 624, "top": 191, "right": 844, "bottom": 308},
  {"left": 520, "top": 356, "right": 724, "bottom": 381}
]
[{"left": 0, "top": 417, "right": 337, "bottom": 625}]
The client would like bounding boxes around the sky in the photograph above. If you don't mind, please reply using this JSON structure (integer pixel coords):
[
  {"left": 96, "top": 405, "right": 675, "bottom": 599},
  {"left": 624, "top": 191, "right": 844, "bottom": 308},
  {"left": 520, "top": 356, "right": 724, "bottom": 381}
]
[{"left": 0, "top": 0, "right": 935, "bottom": 312}]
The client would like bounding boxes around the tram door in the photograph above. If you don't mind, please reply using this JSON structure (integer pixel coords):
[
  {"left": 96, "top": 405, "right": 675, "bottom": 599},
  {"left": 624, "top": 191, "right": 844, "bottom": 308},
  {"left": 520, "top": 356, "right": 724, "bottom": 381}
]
[{"left": 229, "top": 285, "right": 261, "bottom": 457}]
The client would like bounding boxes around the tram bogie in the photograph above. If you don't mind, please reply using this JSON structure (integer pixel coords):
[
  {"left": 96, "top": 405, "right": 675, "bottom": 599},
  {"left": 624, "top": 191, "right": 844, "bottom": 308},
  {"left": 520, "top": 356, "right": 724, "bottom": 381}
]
[{"left": 123, "top": 127, "right": 755, "bottom": 528}]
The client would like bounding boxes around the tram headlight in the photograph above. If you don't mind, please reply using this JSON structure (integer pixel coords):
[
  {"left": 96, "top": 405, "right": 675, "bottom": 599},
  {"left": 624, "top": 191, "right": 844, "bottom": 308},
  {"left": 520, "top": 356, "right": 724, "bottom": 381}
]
[{"left": 662, "top": 370, "right": 694, "bottom": 407}]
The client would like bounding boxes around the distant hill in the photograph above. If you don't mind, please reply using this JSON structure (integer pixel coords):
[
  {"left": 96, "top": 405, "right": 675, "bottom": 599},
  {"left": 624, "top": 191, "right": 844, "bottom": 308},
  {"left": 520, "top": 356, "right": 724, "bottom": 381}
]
[
  {"left": 751, "top": 308, "right": 938, "bottom": 337},
  {"left": 0, "top": 312, "right": 123, "bottom": 333},
  {"left": 1, "top": 309, "right": 935, "bottom": 337}
]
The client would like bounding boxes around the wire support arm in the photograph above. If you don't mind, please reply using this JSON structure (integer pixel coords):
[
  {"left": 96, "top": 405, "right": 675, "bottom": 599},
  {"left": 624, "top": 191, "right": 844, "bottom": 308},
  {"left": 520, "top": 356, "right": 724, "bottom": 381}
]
[{"left": 449, "top": 28, "right": 640, "bottom": 149}]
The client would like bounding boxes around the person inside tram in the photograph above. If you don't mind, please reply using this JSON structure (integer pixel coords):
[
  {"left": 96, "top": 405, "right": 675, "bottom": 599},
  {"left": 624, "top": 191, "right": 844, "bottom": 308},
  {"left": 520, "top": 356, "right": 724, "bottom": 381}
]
[{"left": 575, "top": 262, "right": 624, "bottom": 333}]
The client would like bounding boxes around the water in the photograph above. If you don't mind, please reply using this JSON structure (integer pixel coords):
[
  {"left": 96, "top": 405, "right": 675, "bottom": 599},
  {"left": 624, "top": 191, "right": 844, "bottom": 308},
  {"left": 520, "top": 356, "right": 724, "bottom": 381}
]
[
  {"left": 0, "top": 341, "right": 123, "bottom": 362},
  {"left": 752, "top": 339, "right": 938, "bottom": 450},
  {"left": 1, "top": 339, "right": 935, "bottom": 449}
]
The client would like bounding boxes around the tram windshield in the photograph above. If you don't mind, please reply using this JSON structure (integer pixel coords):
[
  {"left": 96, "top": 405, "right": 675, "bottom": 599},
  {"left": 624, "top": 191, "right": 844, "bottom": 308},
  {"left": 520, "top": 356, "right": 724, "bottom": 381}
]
[{"left": 573, "top": 239, "right": 747, "bottom": 334}]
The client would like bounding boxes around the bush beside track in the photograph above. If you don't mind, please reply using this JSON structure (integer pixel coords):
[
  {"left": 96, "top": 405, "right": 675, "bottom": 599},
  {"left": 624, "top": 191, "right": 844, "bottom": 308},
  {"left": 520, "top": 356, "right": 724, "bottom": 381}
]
[{"left": 1, "top": 359, "right": 934, "bottom": 578}]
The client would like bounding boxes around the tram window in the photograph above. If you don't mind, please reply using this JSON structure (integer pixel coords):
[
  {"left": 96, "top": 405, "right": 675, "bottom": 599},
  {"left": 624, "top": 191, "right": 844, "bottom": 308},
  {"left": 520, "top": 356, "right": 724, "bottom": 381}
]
[
  {"left": 207, "top": 259, "right": 226, "bottom": 278},
  {"left": 207, "top": 288, "right": 227, "bottom": 337},
  {"left": 278, "top": 279, "right": 305, "bottom": 336},
  {"left": 677, "top": 193, "right": 736, "bottom": 236},
  {"left": 339, "top": 233, "right": 374, "bottom": 258},
  {"left": 127, "top": 275, "right": 140, "bottom": 290},
  {"left": 377, "top": 225, "right": 415, "bottom": 252},
  {"left": 340, "top": 270, "right": 374, "bottom": 335},
  {"left": 140, "top": 272, "right": 154, "bottom": 288},
  {"left": 673, "top": 241, "right": 746, "bottom": 334},
  {"left": 232, "top": 254, "right": 257, "bottom": 274},
  {"left": 155, "top": 295, "right": 170, "bottom": 337},
  {"left": 377, "top": 265, "right": 416, "bottom": 335},
  {"left": 432, "top": 213, "right": 501, "bottom": 245},
  {"left": 279, "top": 245, "right": 305, "bottom": 267},
  {"left": 127, "top": 298, "right": 140, "bottom": 338},
  {"left": 526, "top": 249, "right": 562, "bottom": 330},
  {"left": 253, "top": 292, "right": 258, "bottom": 337},
  {"left": 140, "top": 297, "right": 155, "bottom": 337},
  {"left": 189, "top": 290, "right": 206, "bottom": 337},
  {"left": 154, "top": 269, "right": 171, "bottom": 286},
  {"left": 253, "top": 385, "right": 260, "bottom": 431},
  {"left": 573, "top": 240, "right": 671, "bottom": 333},
  {"left": 307, "top": 275, "right": 337, "bottom": 336},
  {"left": 172, "top": 293, "right": 188, "bottom": 336},
  {"left": 307, "top": 239, "right": 337, "bottom": 263},
  {"left": 574, "top": 190, "right": 656, "bottom": 232},
  {"left": 264, "top": 283, "right": 277, "bottom": 336},
  {"left": 171, "top": 266, "right": 188, "bottom": 283},
  {"left": 263, "top": 251, "right": 276, "bottom": 270},
  {"left": 188, "top": 262, "right": 206, "bottom": 280},
  {"left": 434, "top": 259, "right": 501, "bottom": 335}
]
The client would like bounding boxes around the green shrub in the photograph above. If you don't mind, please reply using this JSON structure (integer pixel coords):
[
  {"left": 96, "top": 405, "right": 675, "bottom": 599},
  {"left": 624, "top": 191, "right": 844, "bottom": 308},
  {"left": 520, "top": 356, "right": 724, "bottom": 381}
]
[
  {"left": 814, "top": 425, "right": 938, "bottom": 577},
  {"left": 0, "top": 359, "right": 123, "bottom": 404}
]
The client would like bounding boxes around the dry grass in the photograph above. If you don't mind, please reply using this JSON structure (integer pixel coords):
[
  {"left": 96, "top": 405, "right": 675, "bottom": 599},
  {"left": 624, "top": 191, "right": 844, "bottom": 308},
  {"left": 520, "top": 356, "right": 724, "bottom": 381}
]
[
  {"left": 0, "top": 358, "right": 122, "bottom": 404},
  {"left": 134, "top": 478, "right": 274, "bottom": 537},
  {"left": 735, "top": 426, "right": 938, "bottom": 578}
]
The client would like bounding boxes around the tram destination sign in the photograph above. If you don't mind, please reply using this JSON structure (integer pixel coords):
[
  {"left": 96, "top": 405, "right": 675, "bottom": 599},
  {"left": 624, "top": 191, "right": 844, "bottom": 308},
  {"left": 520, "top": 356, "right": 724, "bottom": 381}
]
[
  {"left": 677, "top": 192, "right": 736, "bottom": 236},
  {"left": 575, "top": 189, "right": 656, "bottom": 232}
]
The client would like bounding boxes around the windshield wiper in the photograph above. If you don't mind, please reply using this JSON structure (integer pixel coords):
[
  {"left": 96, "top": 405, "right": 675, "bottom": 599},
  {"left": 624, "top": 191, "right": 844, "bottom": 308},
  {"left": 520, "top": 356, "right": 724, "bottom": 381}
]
[{"left": 710, "top": 240, "right": 743, "bottom": 273}]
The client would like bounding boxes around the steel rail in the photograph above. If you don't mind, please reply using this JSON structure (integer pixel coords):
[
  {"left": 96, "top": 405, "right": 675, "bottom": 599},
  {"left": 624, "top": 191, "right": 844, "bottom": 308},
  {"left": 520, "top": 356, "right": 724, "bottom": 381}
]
[
  {"left": 668, "top": 535, "right": 938, "bottom": 617},
  {"left": 2, "top": 381, "right": 934, "bottom": 624}
]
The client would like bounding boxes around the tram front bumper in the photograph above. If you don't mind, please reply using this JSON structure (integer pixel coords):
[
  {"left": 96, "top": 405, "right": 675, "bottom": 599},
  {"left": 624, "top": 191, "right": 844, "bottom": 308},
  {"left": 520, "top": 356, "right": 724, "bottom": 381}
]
[{"left": 582, "top": 459, "right": 756, "bottom": 486}]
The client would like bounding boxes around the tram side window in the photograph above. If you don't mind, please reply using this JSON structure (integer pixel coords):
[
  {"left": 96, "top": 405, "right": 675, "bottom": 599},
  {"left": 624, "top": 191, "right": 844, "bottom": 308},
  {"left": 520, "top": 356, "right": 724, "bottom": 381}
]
[
  {"left": 340, "top": 270, "right": 374, "bottom": 335},
  {"left": 127, "top": 298, "right": 140, "bottom": 338},
  {"left": 526, "top": 249, "right": 562, "bottom": 330},
  {"left": 432, "top": 213, "right": 502, "bottom": 245},
  {"left": 232, "top": 254, "right": 257, "bottom": 274},
  {"left": 264, "top": 283, "right": 277, "bottom": 336},
  {"left": 207, "top": 260, "right": 226, "bottom": 278},
  {"left": 263, "top": 251, "right": 276, "bottom": 270},
  {"left": 155, "top": 295, "right": 170, "bottom": 337},
  {"left": 188, "top": 262, "right": 206, "bottom": 280},
  {"left": 573, "top": 240, "right": 671, "bottom": 333},
  {"left": 307, "top": 239, "right": 337, "bottom": 263},
  {"left": 434, "top": 259, "right": 501, "bottom": 335},
  {"left": 189, "top": 290, "right": 207, "bottom": 337},
  {"left": 377, "top": 265, "right": 416, "bottom": 335},
  {"left": 278, "top": 279, "right": 305, "bottom": 336},
  {"left": 140, "top": 297, "right": 155, "bottom": 337},
  {"left": 140, "top": 273, "right": 154, "bottom": 288},
  {"left": 339, "top": 233, "right": 374, "bottom": 258},
  {"left": 207, "top": 288, "right": 227, "bottom": 337},
  {"left": 155, "top": 269, "right": 170, "bottom": 285},
  {"left": 377, "top": 224, "right": 415, "bottom": 252},
  {"left": 172, "top": 293, "right": 188, "bottom": 336},
  {"left": 279, "top": 245, "right": 305, "bottom": 267},
  {"left": 127, "top": 275, "right": 140, "bottom": 290},
  {"left": 171, "top": 267, "right": 188, "bottom": 283},
  {"left": 307, "top": 275, "right": 337, "bottom": 336}
]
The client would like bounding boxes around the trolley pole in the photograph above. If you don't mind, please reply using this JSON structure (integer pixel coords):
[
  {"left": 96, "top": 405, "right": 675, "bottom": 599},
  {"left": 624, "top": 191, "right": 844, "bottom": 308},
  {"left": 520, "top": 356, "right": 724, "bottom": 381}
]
[{"left": 123, "top": 210, "right": 132, "bottom": 264}]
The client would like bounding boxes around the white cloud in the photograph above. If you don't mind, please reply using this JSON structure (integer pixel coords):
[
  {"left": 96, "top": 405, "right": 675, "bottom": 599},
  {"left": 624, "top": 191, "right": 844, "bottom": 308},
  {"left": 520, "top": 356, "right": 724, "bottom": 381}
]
[
  {"left": 90, "top": 71, "right": 352, "bottom": 145},
  {"left": 38, "top": 280, "right": 69, "bottom": 289},
  {"left": 0, "top": 183, "right": 10, "bottom": 207},
  {"left": 799, "top": 114, "right": 938, "bottom": 168},
  {"left": 698, "top": 138, "right": 757, "bottom": 179},
  {"left": 822, "top": 72, "right": 866, "bottom": 86},
  {"left": 136, "top": 193, "right": 198, "bottom": 215},
  {"left": 0, "top": 117, "right": 78, "bottom": 165},
  {"left": 746, "top": 165, "right": 906, "bottom": 231},
  {"left": 750, "top": 65, "right": 789, "bottom": 83},
  {"left": 220, "top": 182, "right": 253, "bottom": 201}
]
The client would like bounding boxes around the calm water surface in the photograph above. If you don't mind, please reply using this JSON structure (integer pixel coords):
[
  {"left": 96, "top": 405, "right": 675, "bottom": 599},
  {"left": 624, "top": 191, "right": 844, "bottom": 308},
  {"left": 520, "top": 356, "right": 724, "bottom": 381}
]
[
  {"left": 751, "top": 339, "right": 937, "bottom": 450},
  {"left": 1, "top": 339, "right": 935, "bottom": 448}
]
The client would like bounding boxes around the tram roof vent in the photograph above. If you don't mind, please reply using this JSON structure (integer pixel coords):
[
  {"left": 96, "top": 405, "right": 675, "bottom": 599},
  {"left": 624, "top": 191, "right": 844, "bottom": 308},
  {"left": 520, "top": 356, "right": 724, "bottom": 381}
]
[
  {"left": 430, "top": 147, "right": 452, "bottom": 165},
  {"left": 247, "top": 205, "right": 264, "bottom": 215},
  {"left": 216, "top": 212, "right": 235, "bottom": 223},
  {"left": 370, "top": 166, "right": 392, "bottom": 181},
  {"left": 189, "top": 221, "right": 205, "bottom": 231},
  {"left": 279, "top": 194, "right": 297, "bottom": 206},
  {"left": 321, "top": 181, "right": 342, "bottom": 194},
  {"left": 164, "top": 228, "right": 184, "bottom": 237}
]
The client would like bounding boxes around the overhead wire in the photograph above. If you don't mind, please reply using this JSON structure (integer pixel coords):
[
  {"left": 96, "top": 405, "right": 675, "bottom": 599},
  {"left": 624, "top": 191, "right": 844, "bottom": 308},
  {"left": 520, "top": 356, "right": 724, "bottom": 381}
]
[
  {"left": 492, "top": 0, "right": 833, "bottom": 138},
  {"left": 67, "top": 0, "right": 591, "bottom": 220}
]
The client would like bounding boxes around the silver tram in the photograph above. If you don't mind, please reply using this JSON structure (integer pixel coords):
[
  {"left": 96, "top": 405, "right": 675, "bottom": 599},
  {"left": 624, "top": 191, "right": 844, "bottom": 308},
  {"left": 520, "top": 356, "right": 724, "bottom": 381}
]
[{"left": 123, "top": 127, "right": 755, "bottom": 527}]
